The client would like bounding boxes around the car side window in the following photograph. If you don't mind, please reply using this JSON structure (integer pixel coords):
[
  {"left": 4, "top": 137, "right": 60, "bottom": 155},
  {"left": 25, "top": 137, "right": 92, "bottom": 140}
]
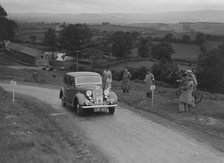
[
  {"left": 69, "top": 77, "right": 75, "bottom": 86},
  {"left": 63, "top": 75, "right": 69, "bottom": 85}
]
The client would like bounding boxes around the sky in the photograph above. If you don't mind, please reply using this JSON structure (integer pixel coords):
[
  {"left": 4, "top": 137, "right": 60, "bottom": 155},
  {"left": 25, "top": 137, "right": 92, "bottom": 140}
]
[{"left": 1, "top": 0, "right": 224, "bottom": 14}]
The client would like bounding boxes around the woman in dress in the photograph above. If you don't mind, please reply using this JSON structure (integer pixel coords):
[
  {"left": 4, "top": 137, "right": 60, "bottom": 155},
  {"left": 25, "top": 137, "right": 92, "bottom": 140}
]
[
  {"left": 179, "top": 73, "right": 194, "bottom": 112},
  {"left": 121, "top": 68, "right": 132, "bottom": 93},
  {"left": 144, "top": 71, "right": 155, "bottom": 98}
]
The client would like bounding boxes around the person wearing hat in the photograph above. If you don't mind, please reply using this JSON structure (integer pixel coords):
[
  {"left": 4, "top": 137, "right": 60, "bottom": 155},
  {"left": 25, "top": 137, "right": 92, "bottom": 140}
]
[
  {"left": 121, "top": 68, "right": 132, "bottom": 93},
  {"left": 102, "top": 66, "right": 112, "bottom": 90},
  {"left": 144, "top": 70, "right": 155, "bottom": 98},
  {"left": 186, "top": 70, "right": 198, "bottom": 87},
  {"left": 179, "top": 73, "right": 194, "bottom": 112}
]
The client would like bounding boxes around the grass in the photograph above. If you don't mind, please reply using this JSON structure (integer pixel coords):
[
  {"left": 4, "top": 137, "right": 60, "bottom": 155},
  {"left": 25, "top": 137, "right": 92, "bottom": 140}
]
[
  {"left": 0, "top": 87, "right": 102, "bottom": 162},
  {"left": 112, "top": 80, "right": 224, "bottom": 152}
]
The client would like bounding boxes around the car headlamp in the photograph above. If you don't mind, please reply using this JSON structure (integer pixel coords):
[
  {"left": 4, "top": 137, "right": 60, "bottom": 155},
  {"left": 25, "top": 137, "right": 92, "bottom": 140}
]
[
  {"left": 104, "top": 89, "right": 110, "bottom": 96},
  {"left": 86, "top": 90, "right": 92, "bottom": 97}
]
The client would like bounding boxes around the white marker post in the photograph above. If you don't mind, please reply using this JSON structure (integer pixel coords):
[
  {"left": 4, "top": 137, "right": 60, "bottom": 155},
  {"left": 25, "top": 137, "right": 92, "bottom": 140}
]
[
  {"left": 10, "top": 79, "right": 17, "bottom": 103},
  {"left": 150, "top": 85, "right": 156, "bottom": 107}
]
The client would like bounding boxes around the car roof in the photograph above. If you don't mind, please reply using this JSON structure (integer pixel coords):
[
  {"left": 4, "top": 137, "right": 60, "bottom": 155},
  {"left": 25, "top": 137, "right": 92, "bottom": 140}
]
[{"left": 66, "top": 71, "right": 101, "bottom": 77}]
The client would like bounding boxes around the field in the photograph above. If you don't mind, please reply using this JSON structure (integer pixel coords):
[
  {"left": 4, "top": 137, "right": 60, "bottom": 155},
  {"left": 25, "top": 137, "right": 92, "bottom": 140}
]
[
  {"left": 12, "top": 22, "right": 223, "bottom": 73},
  {"left": 14, "top": 29, "right": 46, "bottom": 44},
  {"left": 171, "top": 42, "right": 201, "bottom": 60}
]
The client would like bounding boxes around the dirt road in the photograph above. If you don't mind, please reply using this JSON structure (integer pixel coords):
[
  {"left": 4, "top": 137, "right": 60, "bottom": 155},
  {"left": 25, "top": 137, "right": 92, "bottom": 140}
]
[{"left": 1, "top": 83, "right": 224, "bottom": 163}]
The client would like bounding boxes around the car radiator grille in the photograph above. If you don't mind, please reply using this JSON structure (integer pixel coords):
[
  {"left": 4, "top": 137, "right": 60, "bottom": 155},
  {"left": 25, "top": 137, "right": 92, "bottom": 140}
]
[{"left": 93, "top": 88, "right": 103, "bottom": 105}]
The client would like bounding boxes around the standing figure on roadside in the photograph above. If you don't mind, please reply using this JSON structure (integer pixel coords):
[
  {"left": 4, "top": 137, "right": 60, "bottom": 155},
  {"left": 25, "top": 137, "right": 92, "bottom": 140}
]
[
  {"left": 186, "top": 70, "right": 198, "bottom": 89},
  {"left": 144, "top": 70, "right": 155, "bottom": 98},
  {"left": 179, "top": 73, "right": 194, "bottom": 112},
  {"left": 186, "top": 69, "right": 198, "bottom": 106},
  {"left": 121, "top": 68, "right": 132, "bottom": 93},
  {"left": 102, "top": 66, "right": 112, "bottom": 90},
  {"left": 33, "top": 70, "right": 38, "bottom": 82}
]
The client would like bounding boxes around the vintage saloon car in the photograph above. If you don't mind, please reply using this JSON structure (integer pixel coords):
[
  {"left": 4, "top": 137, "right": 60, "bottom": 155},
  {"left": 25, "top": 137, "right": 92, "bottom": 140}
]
[{"left": 59, "top": 72, "right": 118, "bottom": 115}]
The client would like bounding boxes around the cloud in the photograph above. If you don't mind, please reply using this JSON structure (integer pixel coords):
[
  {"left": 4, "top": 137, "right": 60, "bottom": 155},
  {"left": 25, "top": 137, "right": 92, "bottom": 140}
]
[{"left": 1, "top": 0, "right": 224, "bottom": 14}]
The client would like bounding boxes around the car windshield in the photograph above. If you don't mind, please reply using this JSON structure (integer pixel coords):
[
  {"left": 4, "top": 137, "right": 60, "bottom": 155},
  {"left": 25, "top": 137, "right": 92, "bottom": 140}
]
[{"left": 76, "top": 76, "right": 102, "bottom": 85}]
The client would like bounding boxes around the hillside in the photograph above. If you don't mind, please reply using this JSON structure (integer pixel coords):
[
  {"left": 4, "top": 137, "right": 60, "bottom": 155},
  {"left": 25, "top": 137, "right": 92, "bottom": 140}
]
[{"left": 9, "top": 10, "right": 224, "bottom": 24}]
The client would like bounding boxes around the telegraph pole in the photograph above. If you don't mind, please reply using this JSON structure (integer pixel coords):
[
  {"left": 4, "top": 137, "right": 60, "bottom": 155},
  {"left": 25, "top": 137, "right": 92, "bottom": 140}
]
[{"left": 76, "top": 50, "right": 79, "bottom": 72}]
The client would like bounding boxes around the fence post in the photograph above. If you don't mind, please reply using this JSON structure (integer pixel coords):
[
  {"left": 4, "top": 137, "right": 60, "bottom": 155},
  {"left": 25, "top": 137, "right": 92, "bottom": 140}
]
[
  {"left": 151, "top": 85, "right": 156, "bottom": 107},
  {"left": 10, "top": 79, "right": 16, "bottom": 103}
]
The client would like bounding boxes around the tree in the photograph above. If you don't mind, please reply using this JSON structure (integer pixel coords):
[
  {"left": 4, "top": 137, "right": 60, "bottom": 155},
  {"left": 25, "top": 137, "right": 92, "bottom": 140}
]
[
  {"left": 151, "top": 58, "right": 179, "bottom": 84},
  {"left": 109, "top": 31, "right": 135, "bottom": 58},
  {"left": 44, "top": 28, "right": 57, "bottom": 59},
  {"left": 44, "top": 28, "right": 57, "bottom": 49},
  {"left": 163, "top": 33, "right": 174, "bottom": 41},
  {"left": 138, "top": 37, "right": 154, "bottom": 57},
  {"left": 151, "top": 41, "right": 175, "bottom": 61},
  {"left": 0, "top": 4, "right": 17, "bottom": 41},
  {"left": 197, "top": 44, "right": 224, "bottom": 93},
  {"left": 30, "top": 35, "right": 37, "bottom": 43},
  {"left": 182, "top": 35, "right": 191, "bottom": 43},
  {"left": 59, "top": 24, "right": 93, "bottom": 54},
  {"left": 194, "top": 32, "right": 206, "bottom": 44},
  {"left": 0, "top": 4, "right": 7, "bottom": 16}
]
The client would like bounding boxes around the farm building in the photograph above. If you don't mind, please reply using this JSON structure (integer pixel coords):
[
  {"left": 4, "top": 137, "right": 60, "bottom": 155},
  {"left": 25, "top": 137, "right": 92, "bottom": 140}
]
[{"left": 5, "top": 41, "right": 49, "bottom": 67}]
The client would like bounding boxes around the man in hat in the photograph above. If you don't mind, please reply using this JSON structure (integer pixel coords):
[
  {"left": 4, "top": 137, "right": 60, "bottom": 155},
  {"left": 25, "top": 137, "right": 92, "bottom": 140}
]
[{"left": 102, "top": 66, "right": 112, "bottom": 90}]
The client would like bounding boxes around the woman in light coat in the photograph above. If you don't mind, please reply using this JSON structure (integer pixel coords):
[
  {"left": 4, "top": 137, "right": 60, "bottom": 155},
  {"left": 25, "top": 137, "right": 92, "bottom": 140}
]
[
  {"left": 121, "top": 69, "right": 132, "bottom": 93},
  {"left": 179, "top": 73, "right": 194, "bottom": 112},
  {"left": 144, "top": 71, "right": 155, "bottom": 98},
  {"left": 102, "top": 66, "right": 112, "bottom": 90}
]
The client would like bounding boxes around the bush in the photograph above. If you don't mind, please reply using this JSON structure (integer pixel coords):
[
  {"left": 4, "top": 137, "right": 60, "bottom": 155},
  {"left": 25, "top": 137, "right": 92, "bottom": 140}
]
[
  {"left": 151, "top": 58, "right": 180, "bottom": 84},
  {"left": 197, "top": 44, "right": 224, "bottom": 93}
]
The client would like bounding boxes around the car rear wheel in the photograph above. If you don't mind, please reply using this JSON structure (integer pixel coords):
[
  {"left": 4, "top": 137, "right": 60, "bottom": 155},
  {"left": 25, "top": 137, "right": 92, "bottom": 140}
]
[
  {"left": 60, "top": 92, "right": 66, "bottom": 107},
  {"left": 108, "top": 107, "right": 115, "bottom": 114}
]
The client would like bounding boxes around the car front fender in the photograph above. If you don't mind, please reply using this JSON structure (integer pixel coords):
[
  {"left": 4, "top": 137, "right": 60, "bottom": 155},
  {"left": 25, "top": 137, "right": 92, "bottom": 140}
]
[
  {"left": 108, "top": 91, "right": 118, "bottom": 104},
  {"left": 74, "top": 93, "right": 87, "bottom": 106}
]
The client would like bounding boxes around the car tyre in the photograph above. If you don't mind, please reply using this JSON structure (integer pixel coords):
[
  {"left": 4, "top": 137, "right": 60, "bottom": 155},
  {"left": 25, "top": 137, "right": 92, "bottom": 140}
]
[
  {"left": 76, "top": 103, "right": 84, "bottom": 116},
  {"left": 108, "top": 107, "right": 115, "bottom": 114},
  {"left": 60, "top": 92, "right": 66, "bottom": 107}
]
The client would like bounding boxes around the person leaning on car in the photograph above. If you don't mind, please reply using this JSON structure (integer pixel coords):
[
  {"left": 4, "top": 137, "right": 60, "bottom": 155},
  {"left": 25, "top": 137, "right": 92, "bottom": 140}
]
[{"left": 102, "top": 66, "right": 112, "bottom": 90}]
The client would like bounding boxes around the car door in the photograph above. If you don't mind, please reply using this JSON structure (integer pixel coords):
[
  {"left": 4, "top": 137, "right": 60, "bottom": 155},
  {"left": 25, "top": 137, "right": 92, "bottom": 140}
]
[{"left": 66, "top": 76, "right": 77, "bottom": 104}]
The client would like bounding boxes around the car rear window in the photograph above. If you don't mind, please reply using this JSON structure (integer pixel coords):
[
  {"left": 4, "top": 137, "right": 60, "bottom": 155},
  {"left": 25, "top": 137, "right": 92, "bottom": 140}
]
[{"left": 76, "top": 76, "right": 101, "bottom": 85}]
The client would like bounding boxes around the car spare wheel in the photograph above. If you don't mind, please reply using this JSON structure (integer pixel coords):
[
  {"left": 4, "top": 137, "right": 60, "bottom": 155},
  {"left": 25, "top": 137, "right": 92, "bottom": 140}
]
[{"left": 108, "top": 107, "right": 115, "bottom": 114}]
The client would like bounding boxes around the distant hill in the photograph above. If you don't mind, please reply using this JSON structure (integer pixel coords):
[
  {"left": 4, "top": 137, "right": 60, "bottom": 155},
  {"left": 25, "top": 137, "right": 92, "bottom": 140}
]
[{"left": 9, "top": 10, "right": 224, "bottom": 24}]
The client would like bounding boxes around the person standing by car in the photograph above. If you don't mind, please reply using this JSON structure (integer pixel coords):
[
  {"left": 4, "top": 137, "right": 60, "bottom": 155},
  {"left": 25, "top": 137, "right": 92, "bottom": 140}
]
[
  {"left": 144, "top": 70, "right": 155, "bottom": 98},
  {"left": 121, "top": 68, "right": 132, "bottom": 93},
  {"left": 179, "top": 73, "right": 194, "bottom": 112},
  {"left": 102, "top": 66, "right": 112, "bottom": 90}
]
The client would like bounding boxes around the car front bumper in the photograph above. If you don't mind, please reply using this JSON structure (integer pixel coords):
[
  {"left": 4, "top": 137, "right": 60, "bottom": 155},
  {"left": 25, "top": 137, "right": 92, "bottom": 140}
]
[{"left": 81, "top": 104, "right": 118, "bottom": 109}]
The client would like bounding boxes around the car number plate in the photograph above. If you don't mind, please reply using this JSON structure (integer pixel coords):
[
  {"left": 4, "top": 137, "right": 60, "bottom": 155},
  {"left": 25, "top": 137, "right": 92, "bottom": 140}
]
[
  {"left": 94, "top": 108, "right": 107, "bottom": 112},
  {"left": 94, "top": 108, "right": 101, "bottom": 112}
]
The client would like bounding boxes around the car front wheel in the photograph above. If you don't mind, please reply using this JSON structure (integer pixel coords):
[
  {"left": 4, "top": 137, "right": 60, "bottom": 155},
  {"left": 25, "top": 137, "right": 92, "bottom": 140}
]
[
  {"left": 60, "top": 92, "right": 66, "bottom": 107},
  {"left": 76, "top": 104, "right": 84, "bottom": 116},
  {"left": 108, "top": 107, "right": 115, "bottom": 114}
]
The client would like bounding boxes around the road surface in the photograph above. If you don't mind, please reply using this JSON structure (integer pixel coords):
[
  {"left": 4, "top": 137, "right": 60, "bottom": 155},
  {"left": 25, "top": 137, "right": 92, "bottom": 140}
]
[{"left": 1, "top": 83, "right": 224, "bottom": 163}]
